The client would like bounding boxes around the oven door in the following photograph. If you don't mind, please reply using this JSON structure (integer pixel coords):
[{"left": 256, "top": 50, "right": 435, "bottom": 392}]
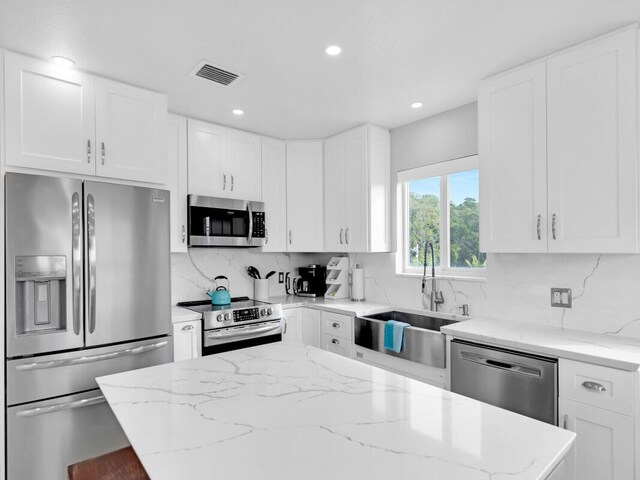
[
  {"left": 203, "top": 320, "right": 282, "bottom": 355},
  {"left": 188, "top": 195, "right": 265, "bottom": 247}
]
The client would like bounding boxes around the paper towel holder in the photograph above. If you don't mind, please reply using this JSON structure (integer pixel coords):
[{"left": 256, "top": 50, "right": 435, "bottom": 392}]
[{"left": 350, "top": 263, "right": 365, "bottom": 302}]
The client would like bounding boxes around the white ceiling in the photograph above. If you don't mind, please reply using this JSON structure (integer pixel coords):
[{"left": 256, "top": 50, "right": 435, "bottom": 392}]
[{"left": 0, "top": 0, "right": 638, "bottom": 139}]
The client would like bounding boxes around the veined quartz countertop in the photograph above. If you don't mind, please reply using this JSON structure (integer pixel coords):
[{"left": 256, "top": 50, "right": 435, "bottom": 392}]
[
  {"left": 266, "top": 294, "right": 390, "bottom": 316},
  {"left": 170, "top": 306, "right": 201, "bottom": 324},
  {"left": 97, "top": 343, "right": 574, "bottom": 480},
  {"left": 441, "top": 317, "right": 640, "bottom": 371}
]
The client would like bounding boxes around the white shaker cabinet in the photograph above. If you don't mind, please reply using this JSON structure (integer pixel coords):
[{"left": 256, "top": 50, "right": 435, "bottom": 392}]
[
  {"left": 479, "top": 25, "right": 639, "bottom": 254},
  {"left": 4, "top": 51, "right": 96, "bottom": 176},
  {"left": 478, "top": 62, "right": 548, "bottom": 253},
  {"left": 172, "top": 320, "right": 202, "bottom": 362},
  {"left": 261, "top": 137, "right": 287, "bottom": 252},
  {"left": 187, "top": 120, "right": 262, "bottom": 202},
  {"left": 286, "top": 141, "right": 323, "bottom": 252},
  {"left": 301, "top": 308, "right": 321, "bottom": 348},
  {"left": 94, "top": 78, "right": 168, "bottom": 184},
  {"left": 546, "top": 27, "right": 638, "bottom": 253},
  {"left": 167, "top": 114, "right": 188, "bottom": 252},
  {"left": 324, "top": 125, "right": 390, "bottom": 253},
  {"left": 282, "top": 308, "right": 303, "bottom": 344}
]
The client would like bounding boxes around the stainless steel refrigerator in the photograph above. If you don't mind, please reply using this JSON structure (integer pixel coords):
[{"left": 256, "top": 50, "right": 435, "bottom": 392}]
[{"left": 5, "top": 173, "right": 173, "bottom": 479}]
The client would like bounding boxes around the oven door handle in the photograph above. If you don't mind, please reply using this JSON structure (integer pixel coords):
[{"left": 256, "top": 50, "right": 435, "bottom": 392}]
[{"left": 206, "top": 322, "right": 281, "bottom": 340}]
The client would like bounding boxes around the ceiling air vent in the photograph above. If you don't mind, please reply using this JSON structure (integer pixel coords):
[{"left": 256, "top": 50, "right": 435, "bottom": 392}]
[{"left": 190, "top": 61, "right": 243, "bottom": 87}]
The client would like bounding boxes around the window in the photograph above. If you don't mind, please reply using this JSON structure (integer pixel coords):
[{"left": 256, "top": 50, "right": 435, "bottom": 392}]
[{"left": 398, "top": 155, "right": 486, "bottom": 278}]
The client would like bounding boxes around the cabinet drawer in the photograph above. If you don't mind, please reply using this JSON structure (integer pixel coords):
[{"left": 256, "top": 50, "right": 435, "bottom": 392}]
[
  {"left": 559, "top": 359, "right": 634, "bottom": 415},
  {"left": 320, "top": 311, "right": 352, "bottom": 340},
  {"left": 321, "top": 333, "right": 352, "bottom": 358}
]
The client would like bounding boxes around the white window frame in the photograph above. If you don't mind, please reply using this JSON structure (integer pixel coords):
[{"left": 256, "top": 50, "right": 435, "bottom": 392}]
[{"left": 397, "top": 155, "right": 485, "bottom": 279}]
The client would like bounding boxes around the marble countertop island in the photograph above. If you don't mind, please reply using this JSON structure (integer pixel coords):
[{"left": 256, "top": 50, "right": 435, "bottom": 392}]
[{"left": 98, "top": 344, "right": 574, "bottom": 480}]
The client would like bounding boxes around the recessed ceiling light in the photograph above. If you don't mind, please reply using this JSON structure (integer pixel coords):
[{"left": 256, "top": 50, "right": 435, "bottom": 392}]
[
  {"left": 51, "top": 56, "right": 75, "bottom": 68},
  {"left": 325, "top": 45, "right": 342, "bottom": 56},
  {"left": 232, "top": 109, "right": 244, "bottom": 116},
  {"left": 411, "top": 102, "right": 423, "bottom": 109}
]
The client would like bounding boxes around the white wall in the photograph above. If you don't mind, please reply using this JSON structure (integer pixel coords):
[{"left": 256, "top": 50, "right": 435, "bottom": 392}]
[{"left": 355, "top": 102, "right": 640, "bottom": 340}]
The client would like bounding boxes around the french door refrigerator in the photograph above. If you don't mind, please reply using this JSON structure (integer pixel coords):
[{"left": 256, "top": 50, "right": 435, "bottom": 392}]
[{"left": 5, "top": 173, "right": 173, "bottom": 480}]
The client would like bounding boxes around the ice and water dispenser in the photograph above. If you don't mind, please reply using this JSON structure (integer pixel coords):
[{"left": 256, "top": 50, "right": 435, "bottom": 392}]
[{"left": 14, "top": 256, "right": 67, "bottom": 335}]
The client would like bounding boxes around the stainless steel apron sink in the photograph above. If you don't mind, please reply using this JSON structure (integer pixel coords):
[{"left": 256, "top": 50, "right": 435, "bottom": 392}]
[{"left": 354, "top": 310, "right": 458, "bottom": 369}]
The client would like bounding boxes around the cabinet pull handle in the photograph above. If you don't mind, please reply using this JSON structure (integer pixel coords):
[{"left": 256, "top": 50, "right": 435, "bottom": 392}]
[
  {"left": 223, "top": 174, "right": 227, "bottom": 190},
  {"left": 87, "top": 140, "right": 92, "bottom": 163},
  {"left": 536, "top": 215, "right": 541, "bottom": 240},
  {"left": 181, "top": 324, "right": 194, "bottom": 331},
  {"left": 339, "top": 228, "right": 344, "bottom": 245},
  {"left": 231, "top": 174, "right": 234, "bottom": 191},
  {"left": 289, "top": 230, "right": 292, "bottom": 245},
  {"left": 182, "top": 225, "right": 186, "bottom": 243},
  {"left": 101, "top": 142, "right": 105, "bottom": 165},
  {"left": 331, "top": 338, "right": 340, "bottom": 345},
  {"left": 552, "top": 214, "right": 557, "bottom": 240},
  {"left": 581, "top": 381, "right": 606, "bottom": 393},
  {"left": 563, "top": 414, "right": 568, "bottom": 429},
  {"left": 345, "top": 228, "right": 349, "bottom": 244},
  {"left": 332, "top": 322, "right": 340, "bottom": 329},
  {"left": 265, "top": 227, "right": 269, "bottom": 245}
]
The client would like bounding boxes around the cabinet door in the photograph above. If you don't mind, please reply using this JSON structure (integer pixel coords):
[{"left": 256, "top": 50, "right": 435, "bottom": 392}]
[
  {"left": 167, "top": 114, "right": 188, "bottom": 252},
  {"left": 4, "top": 52, "right": 96, "bottom": 175},
  {"left": 282, "top": 308, "right": 303, "bottom": 343},
  {"left": 479, "top": 61, "right": 548, "bottom": 253},
  {"left": 261, "top": 137, "right": 287, "bottom": 252},
  {"left": 172, "top": 321, "right": 202, "bottom": 362},
  {"left": 344, "top": 127, "right": 369, "bottom": 252},
  {"left": 559, "top": 397, "right": 635, "bottom": 480},
  {"left": 95, "top": 78, "right": 167, "bottom": 184},
  {"left": 324, "top": 135, "right": 347, "bottom": 252},
  {"left": 227, "top": 128, "right": 262, "bottom": 201},
  {"left": 547, "top": 28, "right": 637, "bottom": 253},
  {"left": 286, "top": 141, "right": 324, "bottom": 252},
  {"left": 187, "top": 119, "right": 227, "bottom": 198},
  {"left": 301, "top": 308, "right": 321, "bottom": 347},
  {"left": 320, "top": 333, "right": 351, "bottom": 358}
]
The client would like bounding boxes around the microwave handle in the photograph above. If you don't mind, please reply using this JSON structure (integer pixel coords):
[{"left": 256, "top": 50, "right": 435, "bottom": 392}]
[{"left": 247, "top": 203, "right": 253, "bottom": 245}]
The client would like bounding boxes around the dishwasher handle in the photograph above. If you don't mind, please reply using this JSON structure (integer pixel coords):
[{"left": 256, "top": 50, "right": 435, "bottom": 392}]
[{"left": 459, "top": 350, "right": 543, "bottom": 378}]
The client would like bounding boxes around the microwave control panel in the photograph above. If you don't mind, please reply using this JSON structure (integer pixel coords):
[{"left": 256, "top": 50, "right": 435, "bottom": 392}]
[{"left": 252, "top": 211, "right": 265, "bottom": 238}]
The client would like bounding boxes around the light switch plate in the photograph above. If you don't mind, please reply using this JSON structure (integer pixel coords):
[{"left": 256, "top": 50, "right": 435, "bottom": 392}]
[{"left": 551, "top": 288, "right": 572, "bottom": 308}]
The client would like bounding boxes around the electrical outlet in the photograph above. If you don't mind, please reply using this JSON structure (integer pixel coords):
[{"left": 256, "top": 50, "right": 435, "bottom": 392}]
[
  {"left": 278, "top": 272, "right": 284, "bottom": 284},
  {"left": 551, "top": 288, "right": 572, "bottom": 308}
]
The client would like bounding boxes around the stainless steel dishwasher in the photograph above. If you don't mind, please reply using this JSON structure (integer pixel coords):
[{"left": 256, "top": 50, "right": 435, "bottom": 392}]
[{"left": 450, "top": 339, "right": 558, "bottom": 425}]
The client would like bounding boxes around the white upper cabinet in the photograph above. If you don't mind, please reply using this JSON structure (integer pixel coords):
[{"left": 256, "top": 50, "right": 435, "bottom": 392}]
[
  {"left": 261, "top": 137, "right": 287, "bottom": 252},
  {"left": 4, "top": 51, "right": 96, "bottom": 175},
  {"left": 95, "top": 78, "right": 168, "bottom": 184},
  {"left": 167, "top": 114, "right": 188, "bottom": 253},
  {"left": 4, "top": 52, "right": 168, "bottom": 184},
  {"left": 227, "top": 128, "right": 262, "bottom": 201},
  {"left": 479, "top": 25, "right": 639, "bottom": 254},
  {"left": 324, "top": 125, "right": 390, "bottom": 253},
  {"left": 187, "top": 120, "right": 262, "bottom": 201},
  {"left": 286, "top": 141, "right": 323, "bottom": 252},
  {"left": 546, "top": 27, "right": 637, "bottom": 253},
  {"left": 479, "top": 62, "right": 548, "bottom": 253}
]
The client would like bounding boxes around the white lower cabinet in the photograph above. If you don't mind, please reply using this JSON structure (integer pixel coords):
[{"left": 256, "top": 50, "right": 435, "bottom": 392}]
[
  {"left": 301, "top": 308, "right": 321, "bottom": 347},
  {"left": 172, "top": 320, "right": 202, "bottom": 362},
  {"left": 320, "top": 333, "right": 351, "bottom": 358},
  {"left": 319, "top": 311, "right": 352, "bottom": 358},
  {"left": 558, "top": 397, "right": 634, "bottom": 480},
  {"left": 282, "top": 308, "right": 303, "bottom": 343}
]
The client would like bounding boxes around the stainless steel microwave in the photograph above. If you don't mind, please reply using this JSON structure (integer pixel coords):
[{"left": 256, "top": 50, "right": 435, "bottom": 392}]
[{"left": 187, "top": 195, "right": 266, "bottom": 247}]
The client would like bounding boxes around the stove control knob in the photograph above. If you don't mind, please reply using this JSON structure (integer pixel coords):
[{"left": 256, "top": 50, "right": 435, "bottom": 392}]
[
  {"left": 224, "top": 313, "right": 231, "bottom": 321},
  {"left": 267, "top": 307, "right": 273, "bottom": 315},
  {"left": 216, "top": 314, "right": 223, "bottom": 322},
  {"left": 261, "top": 308, "right": 267, "bottom": 316}
]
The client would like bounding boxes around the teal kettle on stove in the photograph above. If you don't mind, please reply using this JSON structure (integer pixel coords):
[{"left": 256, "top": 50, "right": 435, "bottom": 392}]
[{"left": 207, "top": 276, "right": 231, "bottom": 305}]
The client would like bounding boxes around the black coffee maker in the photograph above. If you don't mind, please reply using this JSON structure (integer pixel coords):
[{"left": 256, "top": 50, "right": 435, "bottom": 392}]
[{"left": 293, "top": 265, "right": 327, "bottom": 297}]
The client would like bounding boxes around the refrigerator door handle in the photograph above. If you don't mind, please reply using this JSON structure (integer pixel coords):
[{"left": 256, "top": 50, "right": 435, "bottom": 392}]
[
  {"left": 87, "top": 194, "right": 97, "bottom": 334},
  {"left": 16, "top": 395, "right": 106, "bottom": 417},
  {"left": 15, "top": 341, "right": 169, "bottom": 371},
  {"left": 71, "top": 192, "right": 82, "bottom": 335}
]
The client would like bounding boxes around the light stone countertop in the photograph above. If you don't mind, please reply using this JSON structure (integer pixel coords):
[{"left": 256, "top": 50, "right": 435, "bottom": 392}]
[
  {"left": 441, "top": 317, "right": 640, "bottom": 371},
  {"left": 266, "top": 294, "right": 391, "bottom": 316},
  {"left": 98, "top": 343, "right": 574, "bottom": 480},
  {"left": 170, "top": 306, "right": 201, "bottom": 324}
]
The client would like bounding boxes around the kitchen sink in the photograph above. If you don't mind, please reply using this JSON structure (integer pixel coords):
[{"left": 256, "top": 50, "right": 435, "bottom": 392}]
[{"left": 354, "top": 310, "right": 459, "bottom": 369}]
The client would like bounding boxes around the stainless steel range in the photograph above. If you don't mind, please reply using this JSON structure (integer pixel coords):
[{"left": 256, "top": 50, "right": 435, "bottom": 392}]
[{"left": 178, "top": 297, "right": 283, "bottom": 355}]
